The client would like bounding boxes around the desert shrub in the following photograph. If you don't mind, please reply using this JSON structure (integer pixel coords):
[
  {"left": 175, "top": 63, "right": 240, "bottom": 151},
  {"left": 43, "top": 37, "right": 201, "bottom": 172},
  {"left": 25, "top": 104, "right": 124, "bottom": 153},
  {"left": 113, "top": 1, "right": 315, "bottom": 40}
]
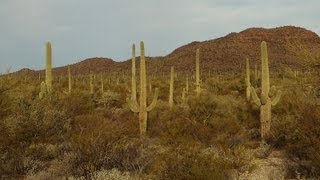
[
  {"left": 148, "top": 144, "right": 231, "bottom": 179},
  {"left": 148, "top": 100, "right": 214, "bottom": 145},
  {"left": 68, "top": 113, "right": 143, "bottom": 178},
  {"left": 285, "top": 104, "right": 320, "bottom": 176}
]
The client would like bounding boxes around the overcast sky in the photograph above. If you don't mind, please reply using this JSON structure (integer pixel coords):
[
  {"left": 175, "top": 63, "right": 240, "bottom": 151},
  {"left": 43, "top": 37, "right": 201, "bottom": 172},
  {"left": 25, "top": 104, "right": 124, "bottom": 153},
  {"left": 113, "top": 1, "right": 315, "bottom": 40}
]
[{"left": 0, "top": 0, "right": 319, "bottom": 72}]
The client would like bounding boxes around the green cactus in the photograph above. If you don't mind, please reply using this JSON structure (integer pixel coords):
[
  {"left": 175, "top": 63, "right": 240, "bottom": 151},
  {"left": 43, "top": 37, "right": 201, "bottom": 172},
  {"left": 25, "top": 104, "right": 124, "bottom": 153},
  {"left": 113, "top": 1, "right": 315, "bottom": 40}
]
[
  {"left": 127, "top": 41, "right": 159, "bottom": 137},
  {"left": 39, "top": 81, "right": 47, "bottom": 99},
  {"left": 131, "top": 44, "right": 137, "bottom": 101},
  {"left": 90, "top": 74, "right": 94, "bottom": 95},
  {"left": 246, "top": 58, "right": 251, "bottom": 101},
  {"left": 45, "top": 41, "right": 52, "bottom": 93},
  {"left": 68, "top": 65, "right": 72, "bottom": 94},
  {"left": 250, "top": 41, "right": 282, "bottom": 140},
  {"left": 181, "top": 88, "right": 186, "bottom": 104},
  {"left": 195, "top": 48, "right": 201, "bottom": 97},
  {"left": 186, "top": 76, "right": 189, "bottom": 93},
  {"left": 169, "top": 66, "right": 174, "bottom": 110},
  {"left": 101, "top": 75, "right": 104, "bottom": 94},
  {"left": 254, "top": 63, "right": 258, "bottom": 86}
]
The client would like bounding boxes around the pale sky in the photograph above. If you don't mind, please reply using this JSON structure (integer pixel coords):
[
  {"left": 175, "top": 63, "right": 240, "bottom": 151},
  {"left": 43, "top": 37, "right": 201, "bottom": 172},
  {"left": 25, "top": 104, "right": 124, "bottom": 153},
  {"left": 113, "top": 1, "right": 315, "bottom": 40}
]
[{"left": 0, "top": 0, "right": 319, "bottom": 72}]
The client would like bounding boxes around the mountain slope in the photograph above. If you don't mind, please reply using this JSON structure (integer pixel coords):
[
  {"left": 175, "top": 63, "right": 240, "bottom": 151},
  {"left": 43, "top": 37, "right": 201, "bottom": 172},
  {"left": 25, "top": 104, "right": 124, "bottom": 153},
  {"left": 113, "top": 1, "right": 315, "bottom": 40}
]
[{"left": 13, "top": 26, "right": 320, "bottom": 76}]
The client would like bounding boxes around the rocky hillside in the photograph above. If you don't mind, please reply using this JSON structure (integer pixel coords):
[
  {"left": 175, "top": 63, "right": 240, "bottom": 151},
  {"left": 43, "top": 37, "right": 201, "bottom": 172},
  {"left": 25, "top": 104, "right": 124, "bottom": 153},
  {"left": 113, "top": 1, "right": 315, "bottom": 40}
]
[{"left": 13, "top": 26, "right": 320, "bottom": 76}]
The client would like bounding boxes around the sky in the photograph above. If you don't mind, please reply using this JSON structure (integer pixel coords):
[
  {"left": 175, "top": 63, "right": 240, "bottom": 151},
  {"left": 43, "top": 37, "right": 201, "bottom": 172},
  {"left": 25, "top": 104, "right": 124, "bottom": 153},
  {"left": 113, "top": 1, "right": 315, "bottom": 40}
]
[{"left": 0, "top": 0, "right": 319, "bottom": 72}]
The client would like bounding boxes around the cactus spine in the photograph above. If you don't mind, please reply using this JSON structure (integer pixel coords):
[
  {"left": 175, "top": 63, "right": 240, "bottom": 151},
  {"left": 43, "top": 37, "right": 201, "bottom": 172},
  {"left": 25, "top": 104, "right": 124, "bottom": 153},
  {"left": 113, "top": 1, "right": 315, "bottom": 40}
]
[
  {"left": 169, "top": 66, "right": 174, "bottom": 110},
  {"left": 127, "top": 41, "right": 159, "bottom": 137},
  {"left": 251, "top": 41, "right": 282, "bottom": 140},
  {"left": 246, "top": 58, "right": 251, "bottom": 101},
  {"left": 68, "top": 65, "right": 72, "bottom": 94},
  {"left": 195, "top": 48, "right": 201, "bottom": 97},
  {"left": 45, "top": 41, "right": 52, "bottom": 93},
  {"left": 131, "top": 44, "right": 137, "bottom": 101}
]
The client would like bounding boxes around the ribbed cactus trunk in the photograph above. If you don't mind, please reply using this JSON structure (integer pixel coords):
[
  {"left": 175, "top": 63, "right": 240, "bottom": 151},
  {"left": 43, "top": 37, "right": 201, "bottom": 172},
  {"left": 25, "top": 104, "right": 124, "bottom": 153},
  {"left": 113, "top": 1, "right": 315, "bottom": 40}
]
[
  {"left": 90, "top": 74, "right": 94, "bottom": 95},
  {"left": 260, "top": 41, "right": 271, "bottom": 139},
  {"left": 182, "top": 88, "right": 186, "bottom": 104},
  {"left": 68, "top": 65, "right": 72, "bottom": 94},
  {"left": 46, "top": 42, "right": 52, "bottom": 93},
  {"left": 101, "top": 75, "right": 104, "bottom": 93},
  {"left": 127, "top": 41, "right": 159, "bottom": 138},
  {"left": 246, "top": 58, "right": 251, "bottom": 101},
  {"left": 169, "top": 66, "right": 174, "bottom": 110},
  {"left": 251, "top": 41, "right": 282, "bottom": 140},
  {"left": 131, "top": 44, "right": 137, "bottom": 101},
  {"left": 254, "top": 63, "right": 258, "bottom": 86},
  {"left": 195, "top": 48, "right": 201, "bottom": 97},
  {"left": 139, "top": 41, "right": 148, "bottom": 136},
  {"left": 186, "top": 76, "right": 189, "bottom": 93}
]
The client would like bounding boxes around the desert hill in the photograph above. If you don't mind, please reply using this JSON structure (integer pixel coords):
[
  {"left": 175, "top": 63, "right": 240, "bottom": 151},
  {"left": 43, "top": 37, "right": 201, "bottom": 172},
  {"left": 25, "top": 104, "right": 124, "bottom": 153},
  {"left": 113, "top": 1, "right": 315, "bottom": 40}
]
[{"left": 13, "top": 26, "right": 320, "bottom": 76}]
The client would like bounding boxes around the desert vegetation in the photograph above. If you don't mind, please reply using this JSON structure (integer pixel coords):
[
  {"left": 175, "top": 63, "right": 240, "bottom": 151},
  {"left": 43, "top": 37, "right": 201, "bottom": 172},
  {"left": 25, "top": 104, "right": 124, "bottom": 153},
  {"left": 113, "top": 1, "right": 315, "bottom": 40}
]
[{"left": 1, "top": 27, "right": 320, "bottom": 179}]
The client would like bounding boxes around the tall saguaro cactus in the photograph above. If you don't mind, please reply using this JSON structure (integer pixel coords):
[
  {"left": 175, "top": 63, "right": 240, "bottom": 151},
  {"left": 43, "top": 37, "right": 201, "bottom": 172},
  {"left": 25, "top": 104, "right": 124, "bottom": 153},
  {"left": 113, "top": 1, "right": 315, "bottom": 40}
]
[
  {"left": 101, "top": 75, "right": 104, "bottom": 93},
  {"left": 90, "top": 74, "right": 94, "bottom": 95},
  {"left": 254, "top": 63, "right": 258, "bottom": 86},
  {"left": 127, "top": 41, "right": 159, "bottom": 137},
  {"left": 169, "top": 66, "right": 174, "bottom": 110},
  {"left": 186, "top": 76, "right": 189, "bottom": 93},
  {"left": 46, "top": 41, "right": 52, "bottom": 93},
  {"left": 195, "top": 48, "right": 201, "bottom": 97},
  {"left": 131, "top": 44, "right": 137, "bottom": 101},
  {"left": 251, "top": 41, "right": 282, "bottom": 140},
  {"left": 246, "top": 58, "right": 251, "bottom": 101}
]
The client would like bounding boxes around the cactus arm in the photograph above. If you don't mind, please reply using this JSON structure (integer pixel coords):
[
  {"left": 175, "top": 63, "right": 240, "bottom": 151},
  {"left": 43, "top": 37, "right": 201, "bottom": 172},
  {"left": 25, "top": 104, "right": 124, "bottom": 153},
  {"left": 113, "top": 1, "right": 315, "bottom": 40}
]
[
  {"left": 127, "top": 98, "right": 139, "bottom": 113},
  {"left": 250, "top": 87, "right": 261, "bottom": 106},
  {"left": 147, "top": 88, "right": 159, "bottom": 112},
  {"left": 271, "top": 90, "right": 282, "bottom": 106},
  {"left": 269, "top": 85, "right": 276, "bottom": 97}
]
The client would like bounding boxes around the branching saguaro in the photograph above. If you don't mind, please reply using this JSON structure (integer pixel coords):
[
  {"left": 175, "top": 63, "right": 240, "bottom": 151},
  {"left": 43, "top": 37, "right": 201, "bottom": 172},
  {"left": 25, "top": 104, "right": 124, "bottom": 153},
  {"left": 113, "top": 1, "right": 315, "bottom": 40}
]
[
  {"left": 46, "top": 41, "right": 52, "bottom": 93},
  {"left": 246, "top": 58, "right": 251, "bottom": 101},
  {"left": 251, "top": 41, "right": 282, "bottom": 140},
  {"left": 169, "top": 66, "right": 174, "bottom": 110},
  {"left": 127, "top": 41, "right": 159, "bottom": 137}
]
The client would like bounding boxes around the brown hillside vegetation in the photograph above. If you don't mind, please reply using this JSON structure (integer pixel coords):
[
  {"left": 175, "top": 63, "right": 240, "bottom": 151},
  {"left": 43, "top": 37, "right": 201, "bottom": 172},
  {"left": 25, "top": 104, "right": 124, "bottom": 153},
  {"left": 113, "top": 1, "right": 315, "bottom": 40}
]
[
  {"left": 11, "top": 26, "right": 320, "bottom": 76},
  {"left": 1, "top": 26, "right": 320, "bottom": 179}
]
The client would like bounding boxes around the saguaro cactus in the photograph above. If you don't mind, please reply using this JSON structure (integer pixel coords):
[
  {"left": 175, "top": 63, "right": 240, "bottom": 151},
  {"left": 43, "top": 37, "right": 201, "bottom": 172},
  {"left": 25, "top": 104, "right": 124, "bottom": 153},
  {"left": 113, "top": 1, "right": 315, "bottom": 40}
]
[
  {"left": 254, "top": 63, "right": 258, "bottom": 86},
  {"left": 169, "top": 66, "right": 174, "bottom": 110},
  {"left": 251, "top": 41, "right": 282, "bottom": 140},
  {"left": 181, "top": 88, "right": 186, "bottom": 104},
  {"left": 195, "top": 48, "right": 201, "bottom": 97},
  {"left": 39, "top": 81, "right": 47, "bottom": 99},
  {"left": 45, "top": 41, "right": 52, "bottom": 93},
  {"left": 68, "top": 65, "right": 72, "bottom": 94},
  {"left": 101, "top": 75, "right": 104, "bottom": 93},
  {"left": 131, "top": 44, "right": 137, "bottom": 101},
  {"left": 127, "top": 41, "right": 159, "bottom": 137},
  {"left": 186, "top": 76, "right": 189, "bottom": 93},
  {"left": 90, "top": 74, "right": 94, "bottom": 95},
  {"left": 246, "top": 58, "right": 251, "bottom": 101}
]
